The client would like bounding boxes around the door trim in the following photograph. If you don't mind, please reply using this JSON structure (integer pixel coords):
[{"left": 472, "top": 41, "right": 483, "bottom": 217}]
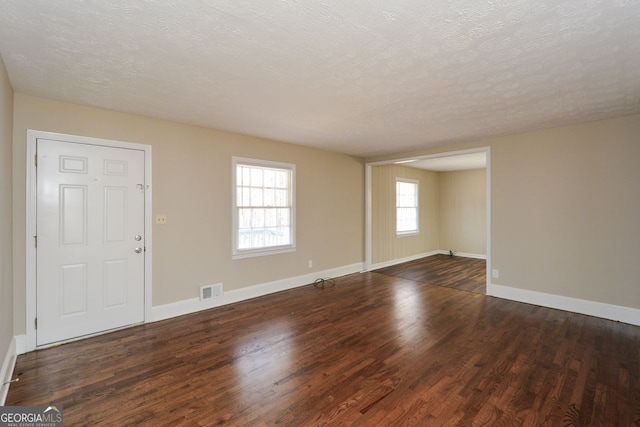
[{"left": 25, "top": 130, "right": 153, "bottom": 352}]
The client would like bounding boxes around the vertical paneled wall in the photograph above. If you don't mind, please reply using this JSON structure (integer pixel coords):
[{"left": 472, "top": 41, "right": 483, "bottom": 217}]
[
  {"left": 372, "top": 164, "right": 440, "bottom": 264},
  {"left": 372, "top": 165, "right": 487, "bottom": 265},
  {"left": 439, "top": 169, "right": 486, "bottom": 256}
]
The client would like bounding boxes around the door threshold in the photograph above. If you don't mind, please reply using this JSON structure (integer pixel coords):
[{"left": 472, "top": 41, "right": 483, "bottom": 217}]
[{"left": 35, "top": 322, "right": 144, "bottom": 351}]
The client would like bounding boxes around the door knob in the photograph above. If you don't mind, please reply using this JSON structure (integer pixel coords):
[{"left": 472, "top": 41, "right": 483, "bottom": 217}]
[
  {"left": 134, "top": 235, "right": 142, "bottom": 241},
  {"left": 134, "top": 247, "right": 142, "bottom": 254}
]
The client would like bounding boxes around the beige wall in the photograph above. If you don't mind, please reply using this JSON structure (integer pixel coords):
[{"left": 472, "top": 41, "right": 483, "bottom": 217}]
[
  {"left": 0, "top": 57, "right": 14, "bottom": 364},
  {"left": 490, "top": 118, "right": 640, "bottom": 308},
  {"left": 368, "top": 114, "right": 640, "bottom": 309},
  {"left": 439, "top": 169, "right": 486, "bottom": 255},
  {"left": 12, "top": 94, "right": 364, "bottom": 335},
  {"left": 372, "top": 164, "right": 439, "bottom": 264},
  {"left": 8, "top": 92, "right": 639, "bottom": 340}
]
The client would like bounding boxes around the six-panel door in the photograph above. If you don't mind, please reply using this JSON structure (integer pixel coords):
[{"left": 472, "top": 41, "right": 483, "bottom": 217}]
[{"left": 36, "top": 138, "right": 145, "bottom": 346}]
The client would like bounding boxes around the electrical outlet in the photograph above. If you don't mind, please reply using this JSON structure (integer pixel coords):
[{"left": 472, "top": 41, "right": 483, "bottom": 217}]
[
  {"left": 155, "top": 214, "right": 167, "bottom": 225},
  {"left": 492, "top": 269, "right": 499, "bottom": 279},
  {"left": 308, "top": 260, "right": 313, "bottom": 269}
]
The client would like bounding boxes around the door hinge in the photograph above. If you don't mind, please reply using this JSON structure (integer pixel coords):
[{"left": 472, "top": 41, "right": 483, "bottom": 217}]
[
  {"left": 34, "top": 235, "right": 37, "bottom": 248},
  {"left": 35, "top": 318, "right": 37, "bottom": 330},
  {"left": 35, "top": 154, "right": 38, "bottom": 167}
]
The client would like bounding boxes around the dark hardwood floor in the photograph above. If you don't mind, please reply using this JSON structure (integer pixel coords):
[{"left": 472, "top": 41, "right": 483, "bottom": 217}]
[
  {"left": 375, "top": 254, "right": 486, "bottom": 294},
  {"left": 7, "top": 270, "right": 639, "bottom": 426}
]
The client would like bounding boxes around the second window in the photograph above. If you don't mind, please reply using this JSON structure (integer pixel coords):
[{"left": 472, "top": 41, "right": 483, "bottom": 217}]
[{"left": 396, "top": 178, "right": 419, "bottom": 235}]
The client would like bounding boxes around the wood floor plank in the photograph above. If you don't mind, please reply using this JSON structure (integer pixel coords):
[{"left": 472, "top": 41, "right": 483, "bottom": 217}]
[
  {"left": 374, "top": 254, "right": 486, "bottom": 294},
  {"left": 6, "top": 267, "right": 639, "bottom": 426}
]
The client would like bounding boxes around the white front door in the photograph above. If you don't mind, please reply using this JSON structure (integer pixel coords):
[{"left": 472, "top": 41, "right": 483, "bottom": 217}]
[{"left": 36, "top": 138, "right": 146, "bottom": 346}]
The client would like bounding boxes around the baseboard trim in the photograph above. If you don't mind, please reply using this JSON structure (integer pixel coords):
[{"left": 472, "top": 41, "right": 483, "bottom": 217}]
[
  {"left": 369, "top": 250, "right": 486, "bottom": 271},
  {"left": 151, "top": 262, "right": 364, "bottom": 322},
  {"left": 436, "top": 250, "right": 486, "bottom": 260},
  {"left": 1, "top": 337, "right": 18, "bottom": 405},
  {"left": 368, "top": 251, "right": 439, "bottom": 271},
  {"left": 489, "top": 284, "right": 640, "bottom": 326}
]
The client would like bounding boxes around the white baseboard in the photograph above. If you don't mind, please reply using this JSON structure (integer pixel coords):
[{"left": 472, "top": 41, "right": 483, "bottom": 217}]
[
  {"left": 151, "top": 262, "right": 364, "bottom": 322},
  {"left": 436, "top": 250, "right": 486, "bottom": 260},
  {"left": 489, "top": 284, "right": 640, "bottom": 326},
  {"left": 368, "top": 251, "right": 439, "bottom": 271},
  {"left": 1, "top": 337, "right": 18, "bottom": 405},
  {"left": 369, "top": 250, "right": 486, "bottom": 271}
]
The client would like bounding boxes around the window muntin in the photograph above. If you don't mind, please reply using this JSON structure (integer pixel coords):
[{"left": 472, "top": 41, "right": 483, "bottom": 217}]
[
  {"left": 233, "top": 158, "right": 295, "bottom": 258},
  {"left": 396, "top": 179, "right": 419, "bottom": 235}
]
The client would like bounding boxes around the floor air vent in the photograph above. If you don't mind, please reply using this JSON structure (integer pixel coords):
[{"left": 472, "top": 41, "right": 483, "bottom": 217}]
[{"left": 200, "top": 283, "right": 223, "bottom": 301}]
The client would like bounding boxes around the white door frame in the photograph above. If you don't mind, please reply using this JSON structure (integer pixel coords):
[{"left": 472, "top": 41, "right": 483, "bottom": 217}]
[
  {"left": 25, "top": 130, "right": 153, "bottom": 352},
  {"left": 364, "top": 146, "right": 492, "bottom": 294}
]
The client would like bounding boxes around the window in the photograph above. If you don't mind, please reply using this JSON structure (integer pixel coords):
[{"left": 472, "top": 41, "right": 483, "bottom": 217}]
[
  {"left": 396, "top": 179, "right": 418, "bottom": 235},
  {"left": 232, "top": 157, "right": 296, "bottom": 259}
]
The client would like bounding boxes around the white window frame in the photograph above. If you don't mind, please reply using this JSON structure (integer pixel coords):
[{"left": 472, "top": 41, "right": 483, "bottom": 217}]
[
  {"left": 396, "top": 178, "right": 419, "bottom": 236},
  {"left": 232, "top": 157, "right": 296, "bottom": 259}
]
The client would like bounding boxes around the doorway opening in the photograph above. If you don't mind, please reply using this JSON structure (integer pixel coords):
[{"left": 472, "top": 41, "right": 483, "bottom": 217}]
[{"left": 365, "top": 147, "right": 491, "bottom": 295}]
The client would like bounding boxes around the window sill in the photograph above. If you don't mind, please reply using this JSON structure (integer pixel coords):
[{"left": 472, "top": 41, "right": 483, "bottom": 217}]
[
  {"left": 396, "top": 231, "right": 420, "bottom": 237},
  {"left": 232, "top": 246, "right": 296, "bottom": 260}
]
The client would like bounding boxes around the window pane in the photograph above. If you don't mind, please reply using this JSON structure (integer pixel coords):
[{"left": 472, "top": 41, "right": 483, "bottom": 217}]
[
  {"left": 280, "top": 227, "right": 291, "bottom": 244},
  {"left": 250, "top": 188, "right": 263, "bottom": 206},
  {"left": 264, "top": 169, "right": 275, "bottom": 187},
  {"left": 251, "top": 168, "right": 263, "bottom": 186},
  {"left": 242, "top": 167, "right": 251, "bottom": 187},
  {"left": 237, "top": 187, "right": 250, "bottom": 207},
  {"left": 238, "top": 229, "right": 251, "bottom": 249},
  {"left": 406, "top": 193, "right": 415, "bottom": 206},
  {"left": 237, "top": 188, "right": 244, "bottom": 207},
  {"left": 264, "top": 227, "right": 281, "bottom": 246},
  {"left": 264, "top": 188, "right": 275, "bottom": 206},
  {"left": 277, "top": 208, "right": 290, "bottom": 226},
  {"left": 251, "top": 230, "right": 264, "bottom": 248},
  {"left": 251, "top": 208, "right": 265, "bottom": 228},
  {"left": 275, "top": 189, "right": 287, "bottom": 207},
  {"left": 239, "top": 208, "right": 251, "bottom": 228},
  {"left": 242, "top": 188, "right": 251, "bottom": 207},
  {"left": 275, "top": 171, "right": 288, "bottom": 188},
  {"left": 265, "top": 208, "right": 277, "bottom": 227}
]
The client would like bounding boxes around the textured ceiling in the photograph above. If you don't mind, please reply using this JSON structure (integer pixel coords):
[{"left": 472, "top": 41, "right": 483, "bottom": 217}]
[{"left": 1, "top": 1, "right": 639, "bottom": 157}]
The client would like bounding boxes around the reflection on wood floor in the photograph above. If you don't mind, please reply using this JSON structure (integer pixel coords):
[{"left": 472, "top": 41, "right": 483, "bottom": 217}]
[
  {"left": 375, "top": 253, "right": 486, "bottom": 294},
  {"left": 7, "top": 268, "right": 639, "bottom": 425}
]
